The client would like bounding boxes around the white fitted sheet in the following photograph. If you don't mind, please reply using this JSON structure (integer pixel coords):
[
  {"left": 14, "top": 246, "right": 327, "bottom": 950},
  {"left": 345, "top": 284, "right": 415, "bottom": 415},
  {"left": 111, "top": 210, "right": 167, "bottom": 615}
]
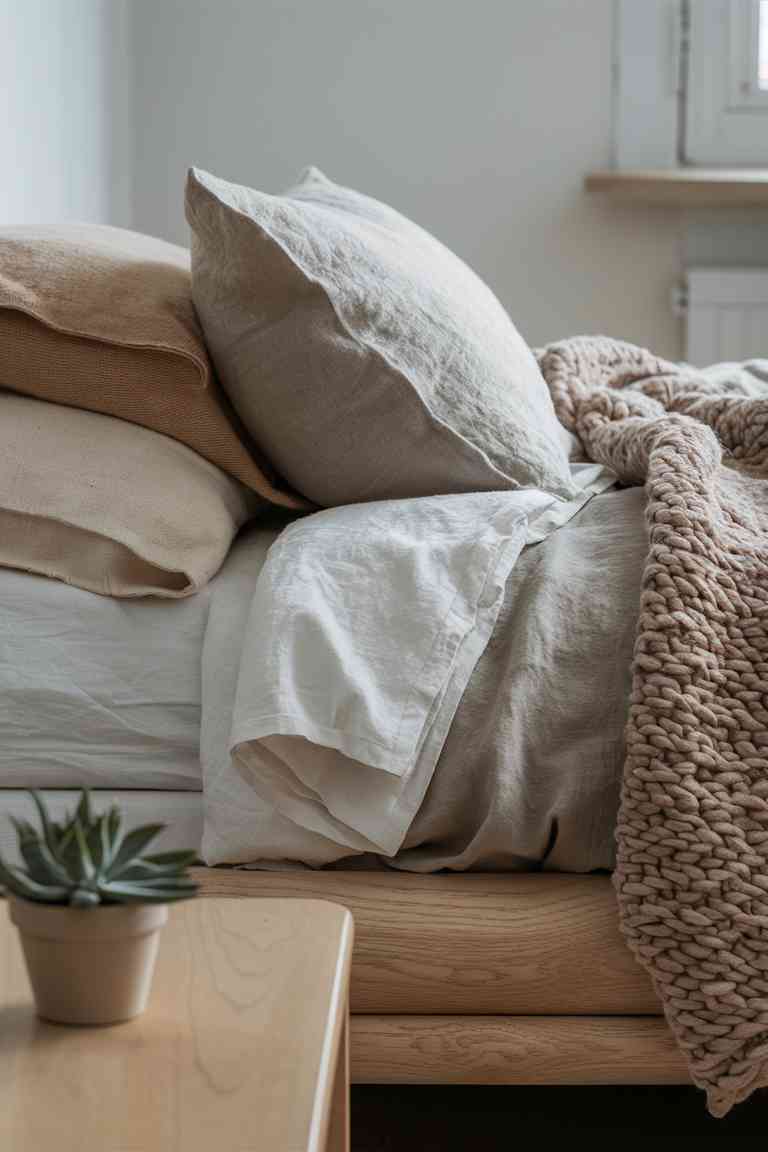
[{"left": 0, "top": 567, "right": 208, "bottom": 789}]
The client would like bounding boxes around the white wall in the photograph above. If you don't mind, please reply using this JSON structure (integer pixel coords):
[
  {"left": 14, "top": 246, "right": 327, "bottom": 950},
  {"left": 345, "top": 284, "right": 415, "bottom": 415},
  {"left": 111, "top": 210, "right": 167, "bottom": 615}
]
[
  {"left": 0, "top": 0, "right": 132, "bottom": 225},
  {"left": 0, "top": 0, "right": 684, "bottom": 357},
  {"left": 130, "top": 0, "right": 684, "bottom": 358}
]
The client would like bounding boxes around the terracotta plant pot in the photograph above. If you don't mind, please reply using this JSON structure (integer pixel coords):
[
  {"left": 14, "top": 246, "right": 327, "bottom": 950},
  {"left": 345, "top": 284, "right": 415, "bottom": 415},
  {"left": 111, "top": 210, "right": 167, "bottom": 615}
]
[{"left": 9, "top": 896, "right": 168, "bottom": 1025}]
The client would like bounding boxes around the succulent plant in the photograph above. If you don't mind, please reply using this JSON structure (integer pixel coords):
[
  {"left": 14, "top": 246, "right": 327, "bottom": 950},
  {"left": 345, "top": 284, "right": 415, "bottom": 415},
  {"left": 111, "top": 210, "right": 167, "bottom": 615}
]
[{"left": 0, "top": 790, "right": 199, "bottom": 907}]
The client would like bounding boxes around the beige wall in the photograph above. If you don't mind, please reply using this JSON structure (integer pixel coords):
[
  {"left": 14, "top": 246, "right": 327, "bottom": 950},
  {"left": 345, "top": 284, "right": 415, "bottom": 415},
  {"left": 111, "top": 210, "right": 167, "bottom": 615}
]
[{"left": 132, "top": 0, "right": 683, "bottom": 357}]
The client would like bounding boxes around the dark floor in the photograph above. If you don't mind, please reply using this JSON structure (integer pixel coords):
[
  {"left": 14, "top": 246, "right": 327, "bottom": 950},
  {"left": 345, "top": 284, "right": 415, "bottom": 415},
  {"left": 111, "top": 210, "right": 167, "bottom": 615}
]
[{"left": 351, "top": 1085, "right": 766, "bottom": 1150}]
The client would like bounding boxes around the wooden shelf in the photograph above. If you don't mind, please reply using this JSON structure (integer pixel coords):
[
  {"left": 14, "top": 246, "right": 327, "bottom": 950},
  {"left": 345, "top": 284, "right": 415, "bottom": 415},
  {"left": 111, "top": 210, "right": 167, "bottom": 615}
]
[{"left": 585, "top": 168, "right": 768, "bottom": 208}]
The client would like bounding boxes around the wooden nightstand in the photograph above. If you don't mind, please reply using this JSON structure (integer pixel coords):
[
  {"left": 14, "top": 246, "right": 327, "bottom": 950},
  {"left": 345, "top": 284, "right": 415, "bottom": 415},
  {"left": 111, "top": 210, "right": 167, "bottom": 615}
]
[{"left": 0, "top": 896, "right": 353, "bottom": 1152}]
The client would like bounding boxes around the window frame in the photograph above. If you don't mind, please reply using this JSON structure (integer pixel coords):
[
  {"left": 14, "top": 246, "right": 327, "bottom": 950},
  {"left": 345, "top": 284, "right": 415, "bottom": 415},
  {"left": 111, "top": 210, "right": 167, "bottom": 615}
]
[
  {"left": 727, "top": 0, "right": 768, "bottom": 108},
  {"left": 685, "top": 0, "right": 768, "bottom": 164},
  {"left": 613, "top": 0, "right": 682, "bottom": 169}
]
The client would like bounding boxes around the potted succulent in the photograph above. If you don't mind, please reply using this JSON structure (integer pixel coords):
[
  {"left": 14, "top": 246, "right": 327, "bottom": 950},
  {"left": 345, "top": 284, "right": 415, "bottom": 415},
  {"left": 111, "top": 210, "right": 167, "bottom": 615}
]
[{"left": 0, "top": 790, "right": 198, "bottom": 1025}]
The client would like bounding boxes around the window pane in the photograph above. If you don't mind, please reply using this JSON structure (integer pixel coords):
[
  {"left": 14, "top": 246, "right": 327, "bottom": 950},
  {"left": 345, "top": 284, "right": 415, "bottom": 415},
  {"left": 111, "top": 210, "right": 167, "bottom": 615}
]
[{"left": 760, "top": 0, "right": 768, "bottom": 89}]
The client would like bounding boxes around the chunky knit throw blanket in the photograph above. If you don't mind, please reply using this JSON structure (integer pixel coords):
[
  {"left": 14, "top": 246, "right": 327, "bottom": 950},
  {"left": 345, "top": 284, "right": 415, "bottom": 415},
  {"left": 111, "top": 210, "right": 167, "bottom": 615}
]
[{"left": 538, "top": 336, "right": 768, "bottom": 1117}]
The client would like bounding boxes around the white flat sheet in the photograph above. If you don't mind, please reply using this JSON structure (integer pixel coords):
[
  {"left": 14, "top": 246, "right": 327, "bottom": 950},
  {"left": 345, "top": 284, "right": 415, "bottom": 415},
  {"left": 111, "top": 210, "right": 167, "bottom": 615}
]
[
  {"left": 0, "top": 567, "right": 208, "bottom": 789},
  {"left": 231, "top": 493, "right": 528, "bottom": 856},
  {"left": 201, "top": 520, "right": 328, "bottom": 866}
]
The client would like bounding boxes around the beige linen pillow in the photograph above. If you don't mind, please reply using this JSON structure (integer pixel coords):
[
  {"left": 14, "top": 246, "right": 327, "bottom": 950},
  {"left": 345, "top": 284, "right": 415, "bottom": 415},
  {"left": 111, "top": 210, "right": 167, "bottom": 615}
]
[
  {"left": 186, "top": 166, "right": 576, "bottom": 507},
  {"left": 0, "top": 224, "right": 308, "bottom": 510},
  {"left": 0, "top": 392, "right": 256, "bottom": 597}
]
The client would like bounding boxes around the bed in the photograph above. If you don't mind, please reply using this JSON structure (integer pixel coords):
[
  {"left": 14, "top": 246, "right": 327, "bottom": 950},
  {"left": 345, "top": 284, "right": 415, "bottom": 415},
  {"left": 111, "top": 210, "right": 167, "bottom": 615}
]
[
  {"left": 196, "top": 867, "right": 687, "bottom": 1088},
  {"left": 0, "top": 480, "right": 686, "bottom": 1090},
  {"left": 4, "top": 192, "right": 767, "bottom": 1117}
]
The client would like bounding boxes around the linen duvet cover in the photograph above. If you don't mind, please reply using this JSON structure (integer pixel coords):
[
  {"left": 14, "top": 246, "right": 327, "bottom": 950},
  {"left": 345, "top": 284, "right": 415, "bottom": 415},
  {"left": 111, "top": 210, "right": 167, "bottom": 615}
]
[
  {"left": 201, "top": 462, "right": 639, "bottom": 872},
  {"left": 0, "top": 462, "right": 647, "bottom": 872}
]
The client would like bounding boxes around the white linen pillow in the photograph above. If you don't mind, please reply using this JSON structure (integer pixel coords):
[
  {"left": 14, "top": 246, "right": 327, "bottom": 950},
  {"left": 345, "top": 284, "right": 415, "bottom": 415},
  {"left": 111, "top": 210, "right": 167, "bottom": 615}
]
[{"left": 186, "top": 166, "right": 577, "bottom": 506}]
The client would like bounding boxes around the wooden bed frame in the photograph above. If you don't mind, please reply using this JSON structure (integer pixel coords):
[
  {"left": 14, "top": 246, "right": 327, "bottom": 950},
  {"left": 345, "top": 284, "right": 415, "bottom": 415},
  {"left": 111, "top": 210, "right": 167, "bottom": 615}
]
[{"left": 196, "top": 869, "right": 689, "bottom": 1087}]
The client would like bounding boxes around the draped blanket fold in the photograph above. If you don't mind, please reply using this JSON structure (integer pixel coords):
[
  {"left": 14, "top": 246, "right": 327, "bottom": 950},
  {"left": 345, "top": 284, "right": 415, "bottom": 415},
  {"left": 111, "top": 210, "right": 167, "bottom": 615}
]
[{"left": 538, "top": 336, "right": 768, "bottom": 1117}]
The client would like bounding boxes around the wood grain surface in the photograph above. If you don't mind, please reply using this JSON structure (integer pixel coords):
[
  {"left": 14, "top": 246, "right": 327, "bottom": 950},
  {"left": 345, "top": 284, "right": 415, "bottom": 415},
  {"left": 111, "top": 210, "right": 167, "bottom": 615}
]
[
  {"left": 195, "top": 870, "right": 659, "bottom": 1015},
  {"left": 585, "top": 167, "right": 768, "bottom": 207},
  {"left": 349, "top": 1015, "right": 688, "bottom": 1085},
  {"left": 0, "top": 897, "right": 353, "bottom": 1152}
]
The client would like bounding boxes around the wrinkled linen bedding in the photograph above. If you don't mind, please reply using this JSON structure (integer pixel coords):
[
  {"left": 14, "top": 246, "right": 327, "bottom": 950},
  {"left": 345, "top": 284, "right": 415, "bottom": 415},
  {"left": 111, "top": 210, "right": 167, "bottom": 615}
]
[
  {"left": 201, "top": 465, "right": 645, "bottom": 871},
  {"left": 202, "top": 344, "right": 768, "bottom": 1115},
  {"left": 395, "top": 484, "right": 646, "bottom": 872},
  {"left": 8, "top": 343, "right": 768, "bottom": 1114},
  {"left": 0, "top": 475, "right": 638, "bottom": 858},
  {"left": 0, "top": 566, "right": 206, "bottom": 789}
]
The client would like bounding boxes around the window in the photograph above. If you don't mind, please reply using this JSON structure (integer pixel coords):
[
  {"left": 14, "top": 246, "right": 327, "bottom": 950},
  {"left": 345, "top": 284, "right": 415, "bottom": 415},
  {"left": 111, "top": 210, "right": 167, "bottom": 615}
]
[{"left": 685, "top": 0, "right": 768, "bottom": 163}]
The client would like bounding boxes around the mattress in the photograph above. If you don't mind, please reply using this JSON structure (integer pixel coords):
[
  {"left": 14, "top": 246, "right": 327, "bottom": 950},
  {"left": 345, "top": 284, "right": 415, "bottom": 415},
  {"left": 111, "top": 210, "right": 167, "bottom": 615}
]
[{"left": 0, "top": 566, "right": 207, "bottom": 790}]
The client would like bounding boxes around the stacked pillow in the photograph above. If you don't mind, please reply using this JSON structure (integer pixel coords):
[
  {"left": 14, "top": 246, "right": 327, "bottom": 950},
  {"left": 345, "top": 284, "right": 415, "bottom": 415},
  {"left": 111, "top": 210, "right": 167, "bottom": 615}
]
[
  {"left": 1, "top": 172, "right": 574, "bottom": 597},
  {"left": 0, "top": 393, "right": 251, "bottom": 597},
  {"left": 0, "top": 224, "right": 307, "bottom": 597},
  {"left": 0, "top": 224, "right": 309, "bottom": 507}
]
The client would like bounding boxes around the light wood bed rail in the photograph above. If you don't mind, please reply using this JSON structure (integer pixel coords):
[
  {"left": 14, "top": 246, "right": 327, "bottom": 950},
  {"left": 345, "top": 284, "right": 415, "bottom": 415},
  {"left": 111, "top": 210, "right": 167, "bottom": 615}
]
[
  {"left": 350, "top": 1016, "right": 686, "bottom": 1084},
  {"left": 194, "top": 869, "right": 689, "bottom": 1086}
]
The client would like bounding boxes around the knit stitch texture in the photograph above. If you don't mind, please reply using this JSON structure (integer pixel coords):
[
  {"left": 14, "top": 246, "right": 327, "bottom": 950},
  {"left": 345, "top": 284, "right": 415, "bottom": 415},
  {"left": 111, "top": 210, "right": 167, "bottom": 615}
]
[{"left": 538, "top": 336, "right": 768, "bottom": 1117}]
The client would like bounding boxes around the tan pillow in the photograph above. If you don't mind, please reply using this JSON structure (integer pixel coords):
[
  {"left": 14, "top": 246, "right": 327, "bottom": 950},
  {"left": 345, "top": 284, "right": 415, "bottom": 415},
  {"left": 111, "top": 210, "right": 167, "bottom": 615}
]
[
  {"left": 0, "top": 392, "right": 257, "bottom": 597},
  {"left": 0, "top": 223, "right": 308, "bottom": 511}
]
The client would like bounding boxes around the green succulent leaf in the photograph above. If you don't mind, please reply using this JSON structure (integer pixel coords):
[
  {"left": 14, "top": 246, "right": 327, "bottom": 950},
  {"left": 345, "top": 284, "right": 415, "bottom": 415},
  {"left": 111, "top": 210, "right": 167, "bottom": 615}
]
[
  {"left": 107, "top": 805, "right": 121, "bottom": 849},
  {"left": 118, "top": 876, "right": 198, "bottom": 891},
  {"left": 99, "top": 812, "right": 114, "bottom": 873},
  {"left": 9, "top": 818, "right": 37, "bottom": 848},
  {"left": 106, "top": 824, "right": 165, "bottom": 879},
  {"left": 85, "top": 813, "right": 107, "bottom": 872},
  {"left": 72, "top": 818, "right": 96, "bottom": 884},
  {"left": 17, "top": 837, "right": 73, "bottom": 888},
  {"left": 0, "top": 790, "right": 197, "bottom": 907},
  {"left": 100, "top": 880, "right": 197, "bottom": 904},
  {"left": 28, "top": 792, "right": 63, "bottom": 862},
  {"left": 0, "top": 858, "right": 70, "bottom": 904},
  {"left": 56, "top": 823, "right": 82, "bottom": 879},
  {"left": 70, "top": 888, "right": 101, "bottom": 908},
  {"left": 75, "top": 789, "right": 93, "bottom": 830}
]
